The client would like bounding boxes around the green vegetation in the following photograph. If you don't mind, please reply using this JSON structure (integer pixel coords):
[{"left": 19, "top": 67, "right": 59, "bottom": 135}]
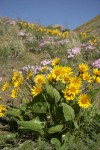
[
  {"left": 0, "top": 16, "right": 100, "bottom": 150},
  {"left": 75, "top": 15, "right": 100, "bottom": 38}
]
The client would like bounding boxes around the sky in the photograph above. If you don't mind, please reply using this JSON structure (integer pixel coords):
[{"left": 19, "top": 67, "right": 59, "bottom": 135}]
[{"left": 0, "top": 0, "right": 100, "bottom": 29}]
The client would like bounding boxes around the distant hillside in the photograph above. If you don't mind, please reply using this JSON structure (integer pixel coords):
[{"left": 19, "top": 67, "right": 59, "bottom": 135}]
[{"left": 75, "top": 15, "right": 100, "bottom": 37}]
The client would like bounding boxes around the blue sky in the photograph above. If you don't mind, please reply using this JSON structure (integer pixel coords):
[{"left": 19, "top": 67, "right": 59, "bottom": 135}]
[{"left": 0, "top": 0, "right": 100, "bottom": 29}]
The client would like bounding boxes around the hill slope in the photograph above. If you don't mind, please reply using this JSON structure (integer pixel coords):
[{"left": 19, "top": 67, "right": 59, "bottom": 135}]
[{"left": 75, "top": 15, "right": 100, "bottom": 37}]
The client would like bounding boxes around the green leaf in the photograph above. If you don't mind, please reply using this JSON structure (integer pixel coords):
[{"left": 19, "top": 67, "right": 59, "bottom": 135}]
[
  {"left": 28, "top": 102, "right": 49, "bottom": 113},
  {"left": 62, "top": 103, "right": 75, "bottom": 121},
  {"left": 48, "top": 124, "right": 63, "bottom": 134},
  {"left": 73, "top": 121, "right": 79, "bottom": 129},
  {"left": 45, "top": 83, "right": 61, "bottom": 103},
  {"left": 27, "top": 94, "right": 49, "bottom": 113},
  {"left": 7, "top": 108, "right": 23, "bottom": 120},
  {"left": 61, "top": 132, "right": 75, "bottom": 149},
  {"left": 62, "top": 132, "right": 75, "bottom": 142},
  {"left": 88, "top": 88, "right": 100, "bottom": 105},
  {"left": 19, "top": 140, "right": 33, "bottom": 150},
  {"left": 0, "top": 133, "right": 17, "bottom": 141},
  {"left": 50, "top": 138, "right": 61, "bottom": 148},
  {"left": 18, "top": 117, "right": 45, "bottom": 134}
]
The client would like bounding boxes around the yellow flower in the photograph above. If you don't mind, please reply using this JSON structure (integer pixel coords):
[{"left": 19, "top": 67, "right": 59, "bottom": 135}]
[
  {"left": 61, "top": 74, "right": 70, "bottom": 83},
  {"left": 70, "top": 76, "right": 82, "bottom": 87},
  {"left": 68, "top": 83, "right": 81, "bottom": 95},
  {"left": 52, "top": 58, "right": 60, "bottom": 66},
  {"left": 40, "top": 66, "right": 48, "bottom": 72},
  {"left": 47, "top": 73, "right": 56, "bottom": 82},
  {"left": 26, "top": 70, "right": 33, "bottom": 80},
  {"left": 94, "top": 39, "right": 97, "bottom": 43},
  {"left": 63, "top": 31, "right": 69, "bottom": 36},
  {"left": 19, "top": 22, "right": 23, "bottom": 25},
  {"left": 93, "top": 68, "right": 100, "bottom": 76},
  {"left": 78, "top": 94, "right": 91, "bottom": 109},
  {"left": 31, "top": 84, "right": 42, "bottom": 96},
  {"left": 51, "top": 66, "right": 62, "bottom": 80},
  {"left": 12, "top": 70, "right": 20, "bottom": 81},
  {"left": 96, "top": 76, "right": 100, "bottom": 83},
  {"left": 82, "top": 72, "right": 92, "bottom": 82},
  {"left": 11, "top": 88, "right": 18, "bottom": 99},
  {"left": 13, "top": 76, "right": 23, "bottom": 88},
  {"left": 79, "top": 63, "right": 89, "bottom": 73},
  {"left": 62, "top": 88, "right": 75, "bottom": 100},
  {"left": 2, "top": 82, "right": 9, "bottom": 92},
  {"left": 34, "top": 74, "right": 46, "bottom": 85},
  {"left": 0, "top": 104, "right": 6, "bottom": 117},
  {"left": 61, "top": 66, "right": 73, "bottom": 76}
]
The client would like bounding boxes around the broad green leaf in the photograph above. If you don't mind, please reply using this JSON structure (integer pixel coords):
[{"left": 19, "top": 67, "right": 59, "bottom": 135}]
[
  {"left": 7, "top": 108, "right": 23, "bottom": 120},
  {"left": 50, "top": 138, "right": 61, "bottom": 148},
  {"left": 28, "top": 102, "right": 49, "bottom": 113},
  {"left": 62, "top": 103, "right": 75, "bottom": 121},
  {"left": 27, "top": 94, "right": 49, "bottom": 113},
  {"left": 45, "top": 83, "right": 61, "bottom": 103},
  {"left": 18, "top": 117, "right": 45, "bottom": 133},
  {"left": 48, "top": 124, "right": 63, "bottom": 134}
]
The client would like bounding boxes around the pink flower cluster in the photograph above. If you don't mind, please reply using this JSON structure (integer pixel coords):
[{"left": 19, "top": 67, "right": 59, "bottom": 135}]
[
  {"left": 86, "top": 45, "right": 95, "bottom": 50},
  {"left": 81, "top": 43, "right": 95, "bottom": 51},
  {"left": 18, "top": 30, "right": 35, "bottom": 42},
  {"left": 68, "top": 47, "right": 81, "bottom": 58},
  {"left": 39, "top": 36, "right": 55, "bottom": 51},
  {"left": 57, "top": 39, "right": 70, "bottom": 45},
  {"left": 7, "top": 20, "right": 16, "bottom": 26},
  {"left": 22, "top": 59, "right": 52, "bottom": 74},
  {"left": 0, "top": 77, "right": 2, "bottom": 82},
  {"left": 92, "top": 59, "right": 100, "bottom": 69},
  {"left": 40, "top": 59, "right": 52, "bottom": 66}
]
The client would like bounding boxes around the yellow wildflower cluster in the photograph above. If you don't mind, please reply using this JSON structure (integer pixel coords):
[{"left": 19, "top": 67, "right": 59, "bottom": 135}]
[
  {"left": 93, "top": 68, "right": 100, "bottom": 83},
  {"left": 0, "top": 104, "right": 6, "bottom": 117},
  {"left": 31, "top": 74, "right": 46, "bottom": 96},
  {"left": 53, "top": 24, "right": 63, "bottom": 30},
  {"left": 2, "top": 70, "right": 24, "bottom": 99},
  {"left": 46, "top": 59, "right": 99, "bottom": 109},
  {"left": 1, "top": 58, "right": 100, "bottom": 109},
  {"left": 19, "top": 21, "right": 36, "bottom": 29},
  {"left": 89, "top": 36, "right": 99, "bottom": 46},
  {"left": 80, "top": 32, "right": 99, "bottom": 45},
  {"left": 19, "top": 21, "right": 69, "bottom": 38},
  {"left": 79, "top": 63, "right": 92, "bottom": 83},
  {"left": 80, "top": 32, "right": 88, "bottom": 40}
]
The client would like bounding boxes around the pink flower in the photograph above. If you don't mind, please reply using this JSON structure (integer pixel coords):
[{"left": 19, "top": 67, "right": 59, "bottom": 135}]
[
  {"left": 92, "top": 59, "right": 100, "bottom": 69},
  {"left": 0, "top": 77, "right": 2, "bottom": 82},
  {"left": 18, "top": 31, "right": 25, "bottom": 37},
  {"left": 41, "top": 59, "right": 52, "bottom": 66},
  {"left": 71, "top": 47, "right": 81, "bottom": 55},
  {"left": 8, "top": 20, "right": 16, "bottom": 26},
  {"left": 86, "top": 45, "right": 95, "bottom": 50}
]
